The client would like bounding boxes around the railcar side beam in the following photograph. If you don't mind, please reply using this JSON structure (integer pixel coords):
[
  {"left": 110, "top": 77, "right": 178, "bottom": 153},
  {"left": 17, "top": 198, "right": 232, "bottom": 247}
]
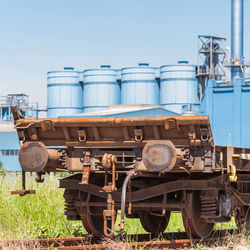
[{"left": 11, "top": 106, "right": 213, "bottom": 148}]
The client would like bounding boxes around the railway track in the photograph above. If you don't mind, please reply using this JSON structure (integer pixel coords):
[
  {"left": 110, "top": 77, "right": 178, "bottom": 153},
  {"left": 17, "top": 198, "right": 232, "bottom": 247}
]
[{"left": 0, "top": 230, "right": 235, "bottom": 249}]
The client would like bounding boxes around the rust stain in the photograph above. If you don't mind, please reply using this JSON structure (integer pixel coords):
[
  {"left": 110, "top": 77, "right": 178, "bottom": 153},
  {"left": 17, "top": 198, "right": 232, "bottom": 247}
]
[{"left": 151, "top": 150, "right": 158, "bottom": 156}]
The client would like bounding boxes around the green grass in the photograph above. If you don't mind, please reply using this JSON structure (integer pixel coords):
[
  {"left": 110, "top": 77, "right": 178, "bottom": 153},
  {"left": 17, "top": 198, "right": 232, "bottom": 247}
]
[
  {"left": 0, "top": 173, "right": 236, "bottom": 240},
  {"left": 0, "top": 173, "right": 85, "bottom": 240}
]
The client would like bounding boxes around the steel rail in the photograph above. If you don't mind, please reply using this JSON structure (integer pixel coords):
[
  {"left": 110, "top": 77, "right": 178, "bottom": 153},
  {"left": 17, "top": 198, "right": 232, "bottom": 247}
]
[{"left": 0, "top": 230, "right": 235, "bottom": 249}]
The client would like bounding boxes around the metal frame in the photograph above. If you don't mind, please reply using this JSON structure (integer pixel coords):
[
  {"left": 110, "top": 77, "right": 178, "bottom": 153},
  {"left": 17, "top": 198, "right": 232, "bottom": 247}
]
[{"left": 197, "top": 35, "right": 227, "bottom": 101}]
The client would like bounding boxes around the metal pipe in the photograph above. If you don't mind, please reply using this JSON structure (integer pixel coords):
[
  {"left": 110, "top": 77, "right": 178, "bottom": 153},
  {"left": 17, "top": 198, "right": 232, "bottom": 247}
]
[
  {"left": 231, "top": 0, "right": 244, "bottom": 81},
  {"left": 231, "top": 0, "right": 244, "bottom": 60},
  {"left": 119, "top": 171, "right": 137, "bottom": 232}
]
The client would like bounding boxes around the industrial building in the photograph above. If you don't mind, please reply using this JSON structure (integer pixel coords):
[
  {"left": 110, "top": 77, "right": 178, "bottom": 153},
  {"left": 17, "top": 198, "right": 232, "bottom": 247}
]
[
  {"left": 0, "top": 94, "right": 38, "bottom": 171},
  {"left": 1, "top": 0, "right": 249, "bottom": 171}
]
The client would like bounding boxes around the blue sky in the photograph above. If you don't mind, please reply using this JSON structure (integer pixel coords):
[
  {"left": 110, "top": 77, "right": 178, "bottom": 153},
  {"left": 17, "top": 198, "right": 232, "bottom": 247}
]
[{"left": 0, "top": 0, "right": 249, "bottom": 108}]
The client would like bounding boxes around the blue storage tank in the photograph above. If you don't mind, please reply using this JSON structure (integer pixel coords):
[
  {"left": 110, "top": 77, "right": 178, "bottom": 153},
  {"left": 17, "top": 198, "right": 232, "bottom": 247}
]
[
  {"left": 160, "top": 61, "right": 200, "bottom": 114},
  {"left": 83, "top": 65, "right": 121, "bottom": 113},
  {"left": 154, "top": 67, "right": 160, "bottom": 79},
  {"left": 47, "top": 67, "right": 83, "bottom": 118},
  {"left": 115, "top": 69, "right": 121, "bottom": 82},
  {"left": 245, "top": 78, "right": 250, "bottom": 84},
  {"left": 121, "top": 63, "right": 160, "bottom": 105}
]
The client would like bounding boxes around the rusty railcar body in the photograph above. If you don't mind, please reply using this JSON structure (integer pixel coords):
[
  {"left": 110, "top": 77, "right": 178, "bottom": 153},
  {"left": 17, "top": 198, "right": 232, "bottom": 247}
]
[{"left": 11, "top": 107, "right": 250, "bottom": 238}]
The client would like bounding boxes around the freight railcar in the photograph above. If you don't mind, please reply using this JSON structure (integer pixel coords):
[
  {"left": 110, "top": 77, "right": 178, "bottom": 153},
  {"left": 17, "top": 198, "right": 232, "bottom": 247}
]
[{"left": 11, "top": 106, "right": 250, "bottom": 238}]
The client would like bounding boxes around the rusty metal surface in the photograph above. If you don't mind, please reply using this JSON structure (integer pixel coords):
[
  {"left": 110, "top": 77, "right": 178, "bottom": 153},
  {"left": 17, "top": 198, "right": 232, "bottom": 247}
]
[
  {"left": 141, "top": 140, "right": 180, "bottom": 172},
  {"left": 19, "top": 141, "right": 64, "bottom": 172},
  {"left": 216, "top": 145, "right": 250, "bottom": 172},
  {"left": 11, "top": 105, "right": 213, "bottom": 148},
  {"left": 182, "top": 191, "right": 214, "bottom": 238},
  {"left": 52, "top": 239, "right": 192, "bottom": 249},
  {"left": 18, "top": 141, "right": 49, "bottom": 172},
  {"left": 59, "top": 174, "right": 227, "bottom": 202},
  {"left": 11, "top": 190, "right": 36, "bottom": 196},
  {"left": 0, "top": 230, "right": 235, "bottom": 249}
]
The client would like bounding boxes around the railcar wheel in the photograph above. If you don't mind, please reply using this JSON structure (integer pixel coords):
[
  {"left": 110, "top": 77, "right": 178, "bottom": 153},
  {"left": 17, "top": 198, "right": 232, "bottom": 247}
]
[
  {"left": 81, "top": 196, "right": 106, "bottom": 237},
  {"left": 79, "top": 175, "right": 117, "bottom": 237},
  {"left": 235, "top": 206, "right": 250, "bottom": 231},
  {"left": 139, "top": 211, "right": 171, "bottom": 234},
  {"left": 182, "top": 191, "right": 214, "bottom": 238}
]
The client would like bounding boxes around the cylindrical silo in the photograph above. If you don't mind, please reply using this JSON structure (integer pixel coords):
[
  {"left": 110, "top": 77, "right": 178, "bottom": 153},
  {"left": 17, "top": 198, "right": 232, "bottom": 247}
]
[
  {"left": 245, "top": 78, "right": 250, "bottom": 84},
  {"left": 121, "top": 63, "right": 160, "bottom": 105},
  {"left": 47, "top": 67, "right": 83, "bottom": 118},
  {"left": 160, "top": 61, "right": 200, "bottom": 114},
  {"left": 83, "top": 65, "right": 121, "bottom": 113}
]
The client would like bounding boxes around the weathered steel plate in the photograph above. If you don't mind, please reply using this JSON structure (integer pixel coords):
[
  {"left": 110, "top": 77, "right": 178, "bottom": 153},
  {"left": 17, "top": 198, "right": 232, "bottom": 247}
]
[{"left": 11, "top": 106, "right": 213, "bottom": 148}]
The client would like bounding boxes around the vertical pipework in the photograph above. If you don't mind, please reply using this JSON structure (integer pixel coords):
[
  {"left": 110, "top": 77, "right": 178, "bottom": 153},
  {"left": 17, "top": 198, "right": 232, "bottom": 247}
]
[
  {"left": 231, "top": 0, "right": 244, "bottom": 81},
  {"left": 231, "top": 0, "right": 244, "bottom": 60}
]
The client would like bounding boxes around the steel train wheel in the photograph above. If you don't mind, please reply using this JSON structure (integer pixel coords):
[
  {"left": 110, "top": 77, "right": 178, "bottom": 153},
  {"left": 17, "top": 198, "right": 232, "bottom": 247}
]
[
  {"left": 139, "top": 211, "right": 171, "bottom": 234},
  {"left": 80, "top": 175, "right": 117, "bottom": 237},
  {"left": 235, "top": 206, "right": 250, "bottom": 231},
  {"left": 81, "top": 196, "right": 106, "bottom": 237},
  {"left": 182, "top": 191, "right": 214, "bottom": 238}
]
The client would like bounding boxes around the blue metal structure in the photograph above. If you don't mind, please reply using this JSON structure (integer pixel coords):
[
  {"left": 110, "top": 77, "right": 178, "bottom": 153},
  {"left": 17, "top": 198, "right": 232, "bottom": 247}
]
[
  {"left": 199, "top": 0, "right": 249, "bottom": 148},
  {"left": 47, "top": 67, "right": 83, "bottom": 118},
  {"left": 62, "top": 105, "right": 179, "bottom": 118},
  {"left": 121, "top": 63, "right": 160, "bottom": 105},
  {"left": 0, "top": 94, "right": 38, "bottom": 120},
  {"left": 0, "top": 129, "right": 20, "bottom": 171},
  {"left": 200, "top": 78, "right": 250, "bottom": 148},
  {"left": 160, "top": 61, "right": 200, "bottom": 114},
  {"left": 83, "top": 65, "right": 121, "bottom": 113}
]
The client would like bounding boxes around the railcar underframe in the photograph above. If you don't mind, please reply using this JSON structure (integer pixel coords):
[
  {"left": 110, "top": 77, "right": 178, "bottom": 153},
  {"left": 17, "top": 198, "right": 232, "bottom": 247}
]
[{"left": 11, "top": 106, "right": 250, "bottom": 238}]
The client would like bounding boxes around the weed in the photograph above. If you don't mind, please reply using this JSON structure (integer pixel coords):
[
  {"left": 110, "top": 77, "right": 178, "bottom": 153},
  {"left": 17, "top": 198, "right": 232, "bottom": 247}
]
[
  {"left": 0, "top": 161, "right": 6, "bottom": 177},
  {"left": 0, "top": 173, "right": 85, "bottom": 240}
]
